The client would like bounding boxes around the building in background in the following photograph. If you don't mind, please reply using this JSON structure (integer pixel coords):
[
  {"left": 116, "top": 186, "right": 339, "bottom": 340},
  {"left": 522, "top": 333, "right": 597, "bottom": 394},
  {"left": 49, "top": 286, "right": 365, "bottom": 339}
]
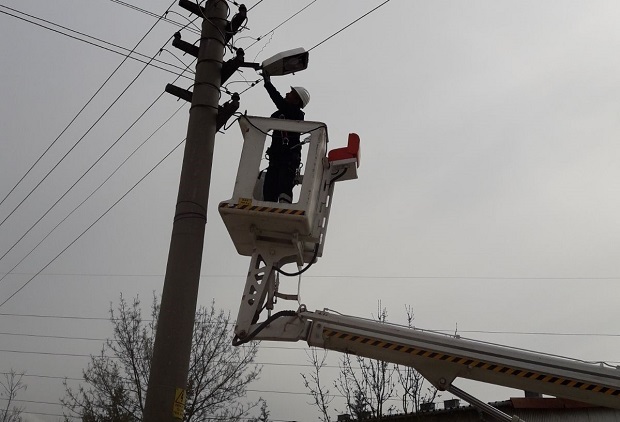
[{"left": 354, "top": 395, "right": 620, "bottom": 421}]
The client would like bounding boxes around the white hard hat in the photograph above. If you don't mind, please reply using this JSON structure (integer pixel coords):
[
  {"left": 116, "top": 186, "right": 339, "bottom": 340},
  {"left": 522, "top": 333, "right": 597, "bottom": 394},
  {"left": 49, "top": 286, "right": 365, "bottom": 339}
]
[{"left": 291, "top": 86, "right": 310, "bottom": 108}]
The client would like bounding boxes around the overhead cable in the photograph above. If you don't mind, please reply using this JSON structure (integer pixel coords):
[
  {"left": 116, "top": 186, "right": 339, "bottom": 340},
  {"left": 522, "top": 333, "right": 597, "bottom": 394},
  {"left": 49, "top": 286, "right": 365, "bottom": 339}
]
[
  {"left": 108, "top": 0, "right": 201, "bottom": 34},
  {"left": 237, "top": 0, "right": 393, "bottom": 94},
  {"left": 2, "top": 327, "right": 619, "bottom": 340},
  {"left": 0, "top": 101, "right": 187, "bottom": 287},
  {"left": 0, "top": 22, "right": 197, "bottom": 264},
  {"left": 0, "top": 6, "right": 192, "bottom": 79},
  {"left": 3, "top": 272, "right": 619, "bottom": 281},
  {"left": 244, "top": 0, "right": 318, "bottom": 51},
  {"left": 0, "top": 91, "right": 165, "bottom": 265},
  {"left": 0, "top": 138, "right": 186, "bottom": 309},
  {"left": 0, "top": 0, "right": 181, "bottom": 215},
  {"left": 0, "top": 51, "right": 173, "bottom": 255},
  {"left": 247, "top": 0, "right": 265, "bottom": 12},
  {"left": 308, "top": 0, "right": 393, "bottom": 52}
]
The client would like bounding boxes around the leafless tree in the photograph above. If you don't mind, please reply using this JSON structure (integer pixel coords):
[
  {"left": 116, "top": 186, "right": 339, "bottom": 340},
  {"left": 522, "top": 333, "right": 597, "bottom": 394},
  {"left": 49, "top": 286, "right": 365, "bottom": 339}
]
[
  {"left": 248, "top": 400, "right": 270, "bottom": 422},
  {"left": 301, "top": 348, "right": 335, "bottom": 422},
  {"left": 335, "top": 305, "right": 396, "bottom": 420},
  {"left": 303, "top": 303, "right": 438, "bottom": 420},
  {"left": 336, "top": 350, "right": 397, "bottom": 420},
  {"left": 62, "top": 294, "right": 262, "bottom": 422},
  {"left": 0, "top": 370, "right": 27, "bottom": 422},
  {"left": 396, "top": 306, "right": 438, "bottom": 414}
]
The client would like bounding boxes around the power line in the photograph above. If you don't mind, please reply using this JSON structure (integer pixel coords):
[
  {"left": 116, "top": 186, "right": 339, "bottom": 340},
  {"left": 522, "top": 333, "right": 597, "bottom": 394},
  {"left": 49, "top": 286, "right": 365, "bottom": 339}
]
[
  {"left": 0, "top": 3, "right": 249, "bottom": 314},
  {"left": 9, "top": 410, "right": 76, "bottom": 420},
  {"left": 0, "top": 71, "right": 199, "bottom": 315},
  {"left": 0, "top": 0, "right": 182, "bottom": 224},
  {"left": 0, "top": 312, "right": 110, "bottom": 321},
  {"left": 0, "top": 6, "right": 193, "bottom": 81},
  {"left": 308, "top": 0, "right": 393, "bottom": 52},
  {"left": 237, "top": 0, "right": 395, "bottom": 95},
  {"left": 0, "top": 90, "right": 165, "bottom": 266},
  {"left": 0, "top": 35, "right": 197, "bottom": 289},
  {"left": 247, "top": 0, "right": 266, "bottom": 12},
  {"left": 3, "top": 272, "right": 618, "bottom": 281},
  {"left": 0, "top": 138, "right": 186, "bottom": 309},
  {"left": 108, "top": 0, "right": 201, "bottom": 35},
  {"left": 1, "top": 373, "right": 318, "bottom": 398},
  {"left": 0, "top": 347, "right": 339, "bottom": 367},
  {"left": 2, "top": 347, "right": 455, "bottom": 370},
  {"left": 0, "top": 348, "right": 96, "bottom": 359},
  {"left": 2, "top": 344, "right": 619, "bottom": 368},
  {"left": 9, "top": 406, "right": 297, "bottom": 422},
  {"left": 0, "top": 372, "right": 82, "bottom": 382},
  {"left": 0, "top": 59, "right": 198, "bottom": 305},
  {"left": 0, "top": 2, "right": 244, "bottom": 302},
  {"left": 0, "top": 397, "right": 64, "bottom": 407},
  {"left": 237, "top": 0, "right": 394, "bottom": 69},
  {"left": 0, "top": 381, "right": 318, "bottom": 400},
  {"left": 0, "top": 373, "right": 377, "bottom": 404},
  {"left": 0, "top": 99, "right": 187, "bottom": 288},
  {"left": 244, "top": 0, "right": 319, "bottom": 52},
  {"left": 2, "top": 327, "right": 619, "bottom": 342},
  {"left": 222, "top": 0, "right": 324, "bottom": 94},
  {"left": 0, "top": 332, "right": 109, "bottom": 342},
  {"left": 0, "top": 331, "right": 318, "bottom": 347}
]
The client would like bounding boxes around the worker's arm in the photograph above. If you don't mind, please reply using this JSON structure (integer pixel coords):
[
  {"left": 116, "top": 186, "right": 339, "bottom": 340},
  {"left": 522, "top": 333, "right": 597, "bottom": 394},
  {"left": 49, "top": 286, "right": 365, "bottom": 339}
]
[{"left": 264, "top": 79, "right": 289, "bottom": 111}]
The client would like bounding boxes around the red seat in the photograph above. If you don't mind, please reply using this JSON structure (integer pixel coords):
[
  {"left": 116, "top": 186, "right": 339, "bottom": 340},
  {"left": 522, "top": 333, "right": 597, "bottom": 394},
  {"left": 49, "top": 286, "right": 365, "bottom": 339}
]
[{"left": 327, "top": 133, "right": 361, "bottom": 167}]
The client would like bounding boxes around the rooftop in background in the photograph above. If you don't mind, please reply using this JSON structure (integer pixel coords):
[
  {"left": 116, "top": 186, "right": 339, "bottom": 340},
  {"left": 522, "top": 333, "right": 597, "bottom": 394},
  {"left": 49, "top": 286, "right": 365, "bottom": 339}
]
[{"left": 361, "top": 397, "right": 620, "bottom": 422}]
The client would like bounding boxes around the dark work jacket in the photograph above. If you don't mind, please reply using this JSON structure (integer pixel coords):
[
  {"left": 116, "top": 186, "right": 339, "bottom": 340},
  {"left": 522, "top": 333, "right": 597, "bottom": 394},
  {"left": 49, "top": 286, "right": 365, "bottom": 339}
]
[{"left": 264, "top": 81, "right": 304, "bottom": 165}]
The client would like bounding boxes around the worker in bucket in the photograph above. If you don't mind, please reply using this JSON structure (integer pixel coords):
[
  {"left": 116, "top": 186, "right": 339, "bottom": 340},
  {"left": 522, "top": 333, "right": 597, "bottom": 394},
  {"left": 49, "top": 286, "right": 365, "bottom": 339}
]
[{"left": 261, "top": 70, "right": 310, "bottom": 203}]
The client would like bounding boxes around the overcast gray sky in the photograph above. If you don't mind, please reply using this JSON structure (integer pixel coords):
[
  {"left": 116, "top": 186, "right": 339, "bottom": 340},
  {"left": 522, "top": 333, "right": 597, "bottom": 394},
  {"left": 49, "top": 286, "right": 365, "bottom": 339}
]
[{"left": 1, "top": 0, "right": 620, "bottom": 421}]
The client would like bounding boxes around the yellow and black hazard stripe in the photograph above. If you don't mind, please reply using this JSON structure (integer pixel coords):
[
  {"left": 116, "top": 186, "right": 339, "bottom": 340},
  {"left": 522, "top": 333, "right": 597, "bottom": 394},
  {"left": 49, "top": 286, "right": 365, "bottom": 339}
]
[
  {"left": 323, "top": 329, "right": 620, "bottom": 397},
  {"left": 219, "top": 202, "right": 305, "bottom": 216}
]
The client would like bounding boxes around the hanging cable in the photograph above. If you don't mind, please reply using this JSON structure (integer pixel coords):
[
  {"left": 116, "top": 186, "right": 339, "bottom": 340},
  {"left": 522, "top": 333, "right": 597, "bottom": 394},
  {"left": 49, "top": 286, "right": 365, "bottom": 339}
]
[
  {"left": 207, "top": 0, "right": 320, "bottom": 95},
  {"left": 0, "top": 48, "right": 196, "bottom": 275},
  {"left": 0, "top": 138, "right": 186, "bottom": 309},
  {"left": 232, "top": 310, "right": 298, "bottom": 346},
  {"left": 0, "top": 90, "right": 167, "bottom": 264},
  {"left": 244, "top": 0, "right": 318, "bottom": 51},
  {"left": 247, "top": 0, "right": 265, "bottom": 12},
  {"left": 0, "top": 12, "right": 197, "bottom": 237},
  {"left": 0, "top": 49, "right": 198, "bottom": 279},
  {"left": 275, "top": 245, "right": 320, "bottom": 277},
  {"left": 0, "top": 0, "right": 180, "bottom": 214},
  {"left": 308, "top": 0, "right": 393, "bottom": 52},
  {"left": 0, "top": 102, "right": 187, "bottom": 287},
  {"left": 0, "top": 6, "right": 192, "bottom": 77},
  {"left": 329, "top": 168, "right": 348, "bottom": 184},
  {"left": 237, "top": 0, "right": 394, "bottom": 97},
  {"left": 0, "top": 0, "right": 241, "bottom": 305},
  {"left": 108, "top": 0, "right": 201, "bottom": 34},
  {"left": 159, "top": 48, "right": 197, "bottom": 73},
  {"left": 0, "top": 45, "right": 172, "bottom": 232}
]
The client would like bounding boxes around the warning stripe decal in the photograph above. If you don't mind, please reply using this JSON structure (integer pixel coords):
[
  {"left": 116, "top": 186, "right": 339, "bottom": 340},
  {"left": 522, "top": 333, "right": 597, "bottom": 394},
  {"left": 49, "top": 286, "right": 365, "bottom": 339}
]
[
  {"left": 219, "top": 203, "right": 305, "bottom": 216},
  {"left": 323, "top": 329, "right": 620, "bottom": 397}
]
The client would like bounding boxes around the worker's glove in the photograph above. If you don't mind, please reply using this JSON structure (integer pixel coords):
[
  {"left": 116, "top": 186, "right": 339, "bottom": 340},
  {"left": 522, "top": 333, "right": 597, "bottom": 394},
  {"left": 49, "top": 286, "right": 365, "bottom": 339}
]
[{"left": 261, "top": 70, "right": 271, "bottom": 84}]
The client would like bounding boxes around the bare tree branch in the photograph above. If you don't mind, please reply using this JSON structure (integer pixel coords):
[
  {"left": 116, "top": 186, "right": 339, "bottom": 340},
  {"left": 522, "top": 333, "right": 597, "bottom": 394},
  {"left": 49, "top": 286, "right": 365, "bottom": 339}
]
[
  {"left": 62, "top": 294, "right": 262, "bottom": 422},
  {"left": 304, "top": 302, "right": 436, "bottom": 420},
  {"left": 301, "top": 348, "right": 334, "bottom": 422},
  {"left": 0, "top": 370, "right": 27, "bottom": 422}
]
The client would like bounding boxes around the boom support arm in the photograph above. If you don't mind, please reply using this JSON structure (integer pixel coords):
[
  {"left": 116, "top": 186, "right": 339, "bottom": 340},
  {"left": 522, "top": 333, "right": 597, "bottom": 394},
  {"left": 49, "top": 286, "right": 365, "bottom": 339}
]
[
  {"left": 223, "top": 117, "right": 620, "bottom": 419},
  {"left": 237, "top": 309, "right": 620, "bottom": 419}
]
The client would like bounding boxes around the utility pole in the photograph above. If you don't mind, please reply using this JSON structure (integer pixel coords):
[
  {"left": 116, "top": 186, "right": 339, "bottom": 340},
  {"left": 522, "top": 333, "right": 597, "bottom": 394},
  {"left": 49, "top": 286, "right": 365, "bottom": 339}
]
[{"left": 142, "top": 1, "right": 229, "bottom": 420}]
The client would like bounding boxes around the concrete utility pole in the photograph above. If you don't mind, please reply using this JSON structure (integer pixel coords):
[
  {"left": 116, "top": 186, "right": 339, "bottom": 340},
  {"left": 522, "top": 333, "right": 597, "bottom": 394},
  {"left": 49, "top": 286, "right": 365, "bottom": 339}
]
[{"left": 142, "top": 0, "right": 228, "bottom": 420}]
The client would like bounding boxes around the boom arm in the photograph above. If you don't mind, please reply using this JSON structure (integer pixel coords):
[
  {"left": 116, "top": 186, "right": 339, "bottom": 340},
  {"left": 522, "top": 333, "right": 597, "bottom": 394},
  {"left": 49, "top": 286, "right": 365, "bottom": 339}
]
[
  {"left": 221, "top": 117, "right": 620, "bottom": 420},
  {"left": 238, "top": 309, "right": 620, "bottom": 421}
]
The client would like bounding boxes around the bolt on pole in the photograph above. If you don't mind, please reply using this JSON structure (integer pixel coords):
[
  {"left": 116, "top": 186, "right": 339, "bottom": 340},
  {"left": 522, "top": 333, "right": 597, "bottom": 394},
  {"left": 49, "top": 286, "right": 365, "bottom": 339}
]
[{"left": 142, "top": 1, "right": 228, "bottom": 421}]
